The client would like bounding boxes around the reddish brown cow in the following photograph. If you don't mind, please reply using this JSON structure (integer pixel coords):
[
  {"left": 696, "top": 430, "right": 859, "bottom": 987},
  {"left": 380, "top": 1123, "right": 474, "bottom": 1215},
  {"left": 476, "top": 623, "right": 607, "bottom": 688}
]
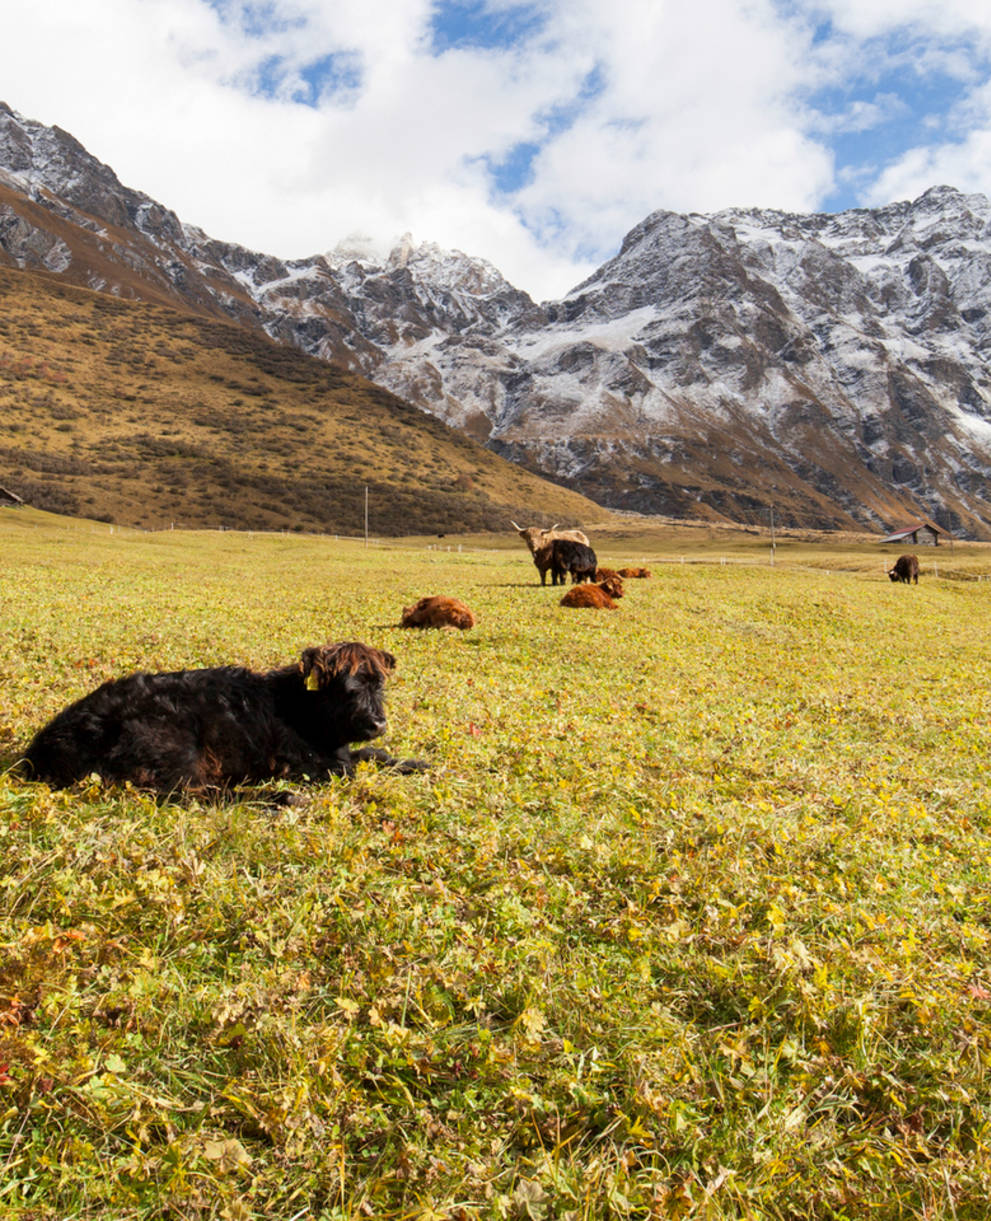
[
  {"left": 618, "top": 567, "right": 651, "bottom": 579},
  {"left": 560, "top": 574, "right": 624, "bottom": 609},
  {"left": 400, "top": 596, "right": 477, "bottom": 629}
]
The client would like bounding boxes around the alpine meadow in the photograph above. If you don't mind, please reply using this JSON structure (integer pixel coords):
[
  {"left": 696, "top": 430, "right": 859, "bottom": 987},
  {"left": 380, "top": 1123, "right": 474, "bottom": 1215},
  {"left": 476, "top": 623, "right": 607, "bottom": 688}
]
[{"left": 2, "top": 509, "right": 991, "bottom": 1219}]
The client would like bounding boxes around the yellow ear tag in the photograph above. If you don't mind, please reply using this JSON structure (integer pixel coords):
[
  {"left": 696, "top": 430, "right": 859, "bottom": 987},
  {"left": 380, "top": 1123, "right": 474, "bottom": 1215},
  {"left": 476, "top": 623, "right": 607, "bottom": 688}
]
[{"left": 305, "top": 671, "right": 320, "bottom": 691}]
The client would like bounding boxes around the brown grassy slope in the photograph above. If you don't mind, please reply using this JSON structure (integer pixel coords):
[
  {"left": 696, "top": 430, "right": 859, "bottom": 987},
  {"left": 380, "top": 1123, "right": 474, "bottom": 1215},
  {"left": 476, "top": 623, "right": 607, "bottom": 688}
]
[{"left": 0, "top": 265, "right": 605, "bottom": 534}]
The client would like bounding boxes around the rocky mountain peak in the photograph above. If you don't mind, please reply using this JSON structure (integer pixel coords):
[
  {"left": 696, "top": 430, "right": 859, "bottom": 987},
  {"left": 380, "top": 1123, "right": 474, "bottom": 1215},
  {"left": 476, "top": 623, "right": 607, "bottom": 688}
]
[
  {"left": 327, "top": 229, "right": 527, "bottom": 304},
  {"left": 2, "top": 102, "right": 991, "bottom": 535},
  {"left": 0, "top": 100, "right": 192, "bottom": 260}
]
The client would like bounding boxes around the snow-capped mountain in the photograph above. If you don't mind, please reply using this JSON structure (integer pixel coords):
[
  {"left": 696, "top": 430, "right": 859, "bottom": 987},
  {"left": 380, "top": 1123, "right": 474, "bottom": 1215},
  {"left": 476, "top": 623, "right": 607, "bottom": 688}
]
[{"left": 3, "top": 99, "right": 991, "bottom": 536}]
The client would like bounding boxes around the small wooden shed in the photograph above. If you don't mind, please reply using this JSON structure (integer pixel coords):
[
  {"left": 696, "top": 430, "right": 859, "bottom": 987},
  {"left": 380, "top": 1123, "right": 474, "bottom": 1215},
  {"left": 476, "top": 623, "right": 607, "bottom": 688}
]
[
  {"left": 879, "top": 518, "right": 948, "bottom": 547},
  {"left": 0, "top": 485, "right": 24, "bottom": 508}
]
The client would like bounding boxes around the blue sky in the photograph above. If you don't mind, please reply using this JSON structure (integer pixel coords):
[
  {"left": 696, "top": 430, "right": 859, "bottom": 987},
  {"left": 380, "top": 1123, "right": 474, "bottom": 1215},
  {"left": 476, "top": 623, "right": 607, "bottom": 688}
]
[
  {"left": 807, "top": 18, "right": 989, "bottom": 210},
  {"left": 430, "top": 1, "right": 547, "bottom": 54},
  {"left": 3, "top": 1, "right": 991, "bottom": 298}
]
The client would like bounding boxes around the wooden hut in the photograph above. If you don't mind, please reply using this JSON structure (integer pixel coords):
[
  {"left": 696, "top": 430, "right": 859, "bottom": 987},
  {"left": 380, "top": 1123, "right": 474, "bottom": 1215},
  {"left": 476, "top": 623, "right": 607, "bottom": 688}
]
[{"left": 879, "top": 518, "right": 948, "bottom": 547}]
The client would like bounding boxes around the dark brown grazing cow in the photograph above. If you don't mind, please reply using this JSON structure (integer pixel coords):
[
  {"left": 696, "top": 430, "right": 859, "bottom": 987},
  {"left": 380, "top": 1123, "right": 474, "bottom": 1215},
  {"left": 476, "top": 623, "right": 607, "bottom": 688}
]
[
  {"left": 23, "top": 642, "right": 425, "bottom": 797},
  {"left": 560, "top": 574, "right": 624, "bottom": 609},
  {"left": 888, "top": 554, "right": 920, "bottom": 584},
  {"left": 400, "top": 596, "right": 476, "bottom": 629}
]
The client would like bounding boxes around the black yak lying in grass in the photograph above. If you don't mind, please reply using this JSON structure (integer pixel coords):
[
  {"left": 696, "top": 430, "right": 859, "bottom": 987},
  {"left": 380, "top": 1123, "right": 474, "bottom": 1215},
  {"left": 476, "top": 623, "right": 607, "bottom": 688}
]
[{"left": 23, "top": 641, "right": 425, "bottom": 798}]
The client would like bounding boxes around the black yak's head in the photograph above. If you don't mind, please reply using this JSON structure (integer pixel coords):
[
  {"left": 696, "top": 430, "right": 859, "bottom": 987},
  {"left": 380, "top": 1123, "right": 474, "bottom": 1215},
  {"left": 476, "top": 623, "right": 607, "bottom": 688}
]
[{"left": 300, "top": 642, "right": 396, "bottom": 744}]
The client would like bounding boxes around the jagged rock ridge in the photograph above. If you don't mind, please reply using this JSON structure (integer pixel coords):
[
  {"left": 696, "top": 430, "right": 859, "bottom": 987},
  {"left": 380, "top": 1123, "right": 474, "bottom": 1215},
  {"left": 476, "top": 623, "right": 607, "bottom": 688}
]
[{"left": 3, "top": 101, "right": 991, "bottom": 536}]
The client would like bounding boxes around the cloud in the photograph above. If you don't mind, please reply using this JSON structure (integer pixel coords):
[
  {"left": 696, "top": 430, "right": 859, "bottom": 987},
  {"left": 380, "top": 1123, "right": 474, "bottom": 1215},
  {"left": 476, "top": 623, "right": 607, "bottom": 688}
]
[
  {"left": 1, "top": 0, "right": 991, "bottom": 300},
  {"left": 810, "top": 95, "right": 908, "bottom": 136},
  {"left": 816, "top": 0, "right": 991, "bottom": 43},
  {"left": 864, "top": 80, "right": 991, "bottom": 205},
  {"left": 511, "top": 0, "right": 836, "bottom": 255},
  {"left": 807, "top": 1, "right": 991, "bottom": 211}
]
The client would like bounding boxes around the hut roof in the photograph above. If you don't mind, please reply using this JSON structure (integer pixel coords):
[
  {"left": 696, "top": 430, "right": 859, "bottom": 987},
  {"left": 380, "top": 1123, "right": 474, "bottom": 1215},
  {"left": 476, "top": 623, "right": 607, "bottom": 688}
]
[{"left": 879, "top": 518, "right": 949, "bottom": 544}]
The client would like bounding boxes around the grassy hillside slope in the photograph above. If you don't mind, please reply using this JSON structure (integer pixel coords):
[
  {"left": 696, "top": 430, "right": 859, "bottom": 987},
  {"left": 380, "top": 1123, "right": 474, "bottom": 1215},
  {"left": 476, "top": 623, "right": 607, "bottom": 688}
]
[
  {"left": 2, "top": 512, "right": 991, "bottom": 1217},
  {"left": 0, "top": 265, "right": 603, "bottom": 535}
]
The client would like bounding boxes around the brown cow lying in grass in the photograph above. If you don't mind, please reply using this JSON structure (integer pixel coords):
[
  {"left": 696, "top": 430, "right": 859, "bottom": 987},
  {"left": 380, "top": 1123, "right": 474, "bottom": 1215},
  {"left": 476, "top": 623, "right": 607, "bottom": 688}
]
[
  {"left": 560, "top": 574, "right": 624, "bottom": 609},
  {"left": 23, "top": 642, "right": 426, "bottom": 799},
  {"left": 400, "top": 595, "right": 476, "bottom": 629},
  {"left": 618, "top": 567, "right": 651, "bottom": 579}
]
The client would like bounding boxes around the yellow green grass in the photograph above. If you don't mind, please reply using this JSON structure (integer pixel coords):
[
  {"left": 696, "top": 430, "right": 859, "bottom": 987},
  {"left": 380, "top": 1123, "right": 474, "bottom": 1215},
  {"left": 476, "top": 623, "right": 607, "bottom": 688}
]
[{"left": 2, "top": 510, "right": 991, "bottom": 1219}]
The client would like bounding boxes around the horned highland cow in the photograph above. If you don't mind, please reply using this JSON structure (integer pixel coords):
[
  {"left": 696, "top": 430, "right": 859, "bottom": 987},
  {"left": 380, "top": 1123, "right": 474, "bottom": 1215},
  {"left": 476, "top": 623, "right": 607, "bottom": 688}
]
[
  {"left": 23, "top": 641, "right": 424, "bottom": 797},
  {"left": 512, "top": 522, "right": 590, "bottom": 585}
]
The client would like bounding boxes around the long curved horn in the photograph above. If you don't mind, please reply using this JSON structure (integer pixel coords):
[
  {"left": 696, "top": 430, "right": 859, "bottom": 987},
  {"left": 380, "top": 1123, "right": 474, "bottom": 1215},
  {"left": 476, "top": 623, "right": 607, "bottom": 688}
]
[{"left": 510, "top": 521, "right": 523, "bottom": 531}]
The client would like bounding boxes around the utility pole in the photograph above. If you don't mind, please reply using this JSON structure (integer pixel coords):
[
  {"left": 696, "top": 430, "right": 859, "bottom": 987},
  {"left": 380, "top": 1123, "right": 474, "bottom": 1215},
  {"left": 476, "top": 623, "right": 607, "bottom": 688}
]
[
  {"left": 769, "top": 503, "right": 776, "bottom": 566},
  {"left": 364, "top": 486, "right": 369, "bottom": 547}
]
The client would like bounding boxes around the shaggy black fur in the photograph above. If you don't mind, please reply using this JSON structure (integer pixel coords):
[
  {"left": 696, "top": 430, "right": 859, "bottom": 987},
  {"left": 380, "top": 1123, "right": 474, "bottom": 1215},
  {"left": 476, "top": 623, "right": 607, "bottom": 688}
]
[
  {"left": 888, "top": 553, "right": 919, "bottom": 584},
  {"left": 23, "top": 641, "right": 425, "bottom": 797},
  {"left": 550, "top": 539, "right": 598, "bottom": 585}
]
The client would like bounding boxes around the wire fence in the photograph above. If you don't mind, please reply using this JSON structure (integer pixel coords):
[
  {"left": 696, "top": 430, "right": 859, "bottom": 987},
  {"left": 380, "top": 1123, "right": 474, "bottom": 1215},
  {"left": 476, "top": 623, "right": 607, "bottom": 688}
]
[{"left": 15, "top": 512, "right": 991, "bottom": 580}]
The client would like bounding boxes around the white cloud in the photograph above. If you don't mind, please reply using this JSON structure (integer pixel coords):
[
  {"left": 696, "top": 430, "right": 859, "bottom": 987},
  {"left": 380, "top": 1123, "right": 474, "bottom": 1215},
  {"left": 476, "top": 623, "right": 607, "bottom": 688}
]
[
  {"left": 808, "top": 2, "right": 991, "bottom": 211},
  {"left": 817, "top": 0, "right": 991, "bottom": 43},
  {"left": 512, "top": 0, "right": 836, "bottom": 254},
  {"left": 865, "top": 89, "right": 991, "bottom": 206},
  {"left": 810, "top": 94, "right": 908, "bottom": 136},
  {"left": 1, "top": 0, "right": 990, "bottom": 300}
]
